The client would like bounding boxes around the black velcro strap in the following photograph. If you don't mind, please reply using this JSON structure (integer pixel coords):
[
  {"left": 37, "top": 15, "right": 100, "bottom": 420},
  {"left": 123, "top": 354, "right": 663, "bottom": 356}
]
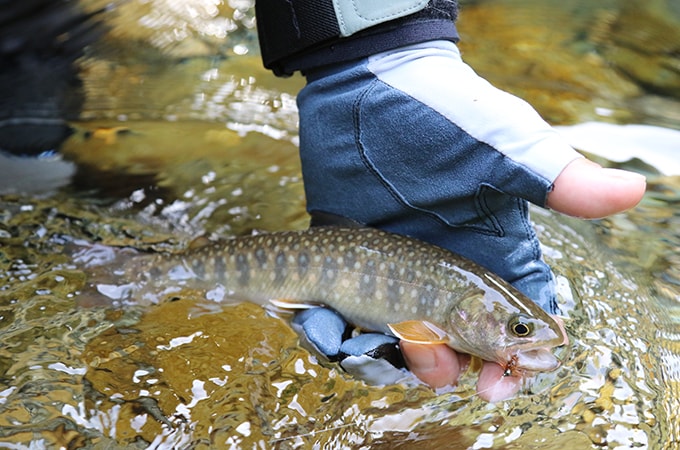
[{"left": 256, "top": 0, "right": 340, "bottom": 76}]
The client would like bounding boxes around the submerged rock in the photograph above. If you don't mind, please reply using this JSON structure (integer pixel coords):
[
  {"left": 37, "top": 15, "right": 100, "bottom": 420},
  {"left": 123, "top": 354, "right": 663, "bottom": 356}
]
[{"left": 591, "top": 0, "right": 680, "bottom": 97}]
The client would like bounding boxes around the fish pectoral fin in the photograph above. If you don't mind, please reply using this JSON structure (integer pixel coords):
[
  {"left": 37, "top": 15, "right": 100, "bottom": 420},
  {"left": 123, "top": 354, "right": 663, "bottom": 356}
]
[
  {"left": 387, "top": 321, "right": 450, "bottom": 344},
  {"left": 269, "top": 298, "right": 317, "bottom": 310}
]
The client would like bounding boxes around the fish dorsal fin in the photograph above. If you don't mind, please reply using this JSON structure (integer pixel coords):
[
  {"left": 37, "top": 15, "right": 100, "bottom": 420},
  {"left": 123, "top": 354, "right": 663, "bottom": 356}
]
[
  {"left": 309, "top": 210, "right": 364, "bottom": 228},
  {"left": 387, "top": 320, "right": 450, "bottom": 344}
]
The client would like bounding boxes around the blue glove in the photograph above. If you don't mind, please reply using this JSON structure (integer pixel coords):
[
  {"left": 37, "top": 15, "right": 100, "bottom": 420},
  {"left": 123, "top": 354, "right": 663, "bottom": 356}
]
[
  {"left": 297, "top": 40, "right": 585, "bottom": 314},
  {"left": 291, "top": 307, "right": 410, "bottom": 385}
]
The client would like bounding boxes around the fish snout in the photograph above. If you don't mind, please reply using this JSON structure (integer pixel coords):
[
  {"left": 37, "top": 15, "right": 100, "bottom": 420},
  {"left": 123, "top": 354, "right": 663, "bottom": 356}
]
[{"left": 514, "top": 348, "right": 561, "bottom": 372}]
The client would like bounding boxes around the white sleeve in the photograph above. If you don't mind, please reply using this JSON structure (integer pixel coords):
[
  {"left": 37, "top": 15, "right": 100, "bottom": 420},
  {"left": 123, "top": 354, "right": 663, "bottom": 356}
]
[{"left": 367, "top": 40, "right": 583, "bottom": 184}]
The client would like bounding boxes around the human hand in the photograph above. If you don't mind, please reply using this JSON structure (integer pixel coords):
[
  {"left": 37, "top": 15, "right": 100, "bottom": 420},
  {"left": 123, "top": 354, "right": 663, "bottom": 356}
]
[
  {"left": 401, "top": 341, "right": 520, "bottom": 402},
  {"left": 293, "top": 306, "right": 557, "bottom": 402},
  {"left": 403, "top": 158, "right": 646, "bottom": 401},
  {"left": 294, "top": 156, "right": 646, "bottom": 402}
]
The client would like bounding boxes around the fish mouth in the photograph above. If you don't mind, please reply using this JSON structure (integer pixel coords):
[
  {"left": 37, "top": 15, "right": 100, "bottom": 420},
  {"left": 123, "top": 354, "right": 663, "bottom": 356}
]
[{"left": 513, "top": 348, "right": 561, "bottom": 372}]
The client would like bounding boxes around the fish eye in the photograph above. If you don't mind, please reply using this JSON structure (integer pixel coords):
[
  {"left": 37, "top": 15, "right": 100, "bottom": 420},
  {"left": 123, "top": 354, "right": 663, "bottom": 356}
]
[{"left": 508, "top": 315, "right": 534, "bottom": 338}]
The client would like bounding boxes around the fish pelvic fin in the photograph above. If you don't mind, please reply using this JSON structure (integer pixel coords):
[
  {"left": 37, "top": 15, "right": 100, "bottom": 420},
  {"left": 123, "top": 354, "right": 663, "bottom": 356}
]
[
  {"left": 387, "top": 320, "right": 450, "bottom": 344},
  {"left": 269, "top": 298, "right": 318, "bottom": 310}
]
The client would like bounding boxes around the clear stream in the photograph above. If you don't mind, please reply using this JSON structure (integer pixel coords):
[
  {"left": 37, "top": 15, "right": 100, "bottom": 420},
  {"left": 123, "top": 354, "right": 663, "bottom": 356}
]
[{"left": 0, "top": 0, "right": 679, "bottom": 448}]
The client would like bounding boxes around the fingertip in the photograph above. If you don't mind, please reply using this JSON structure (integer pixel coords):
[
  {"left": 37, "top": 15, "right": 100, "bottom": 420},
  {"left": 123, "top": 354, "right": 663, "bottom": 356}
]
[
  {"left": 476, "top": 362, "right": 521, "bottom": 402},
  {"left": 547, "top": 158, "right": 647, "bottom": 218},
  {"left": 401, "top": 342, "right": 461, "bottom": 389},
  {"left": 600, "top": 167, "right": 647, "bottom": 211}
]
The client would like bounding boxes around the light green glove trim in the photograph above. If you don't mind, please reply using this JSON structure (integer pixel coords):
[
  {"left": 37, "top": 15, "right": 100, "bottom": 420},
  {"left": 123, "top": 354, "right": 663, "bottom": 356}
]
[{"left": 332, "top": 0, "right": 429, "bottom": 37}]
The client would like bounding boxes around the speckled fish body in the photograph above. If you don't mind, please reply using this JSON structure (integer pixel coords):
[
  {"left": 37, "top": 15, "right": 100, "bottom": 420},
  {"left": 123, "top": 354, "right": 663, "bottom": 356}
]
[{"left": 135, "top": 227, "right": 566, "bottom": 372}]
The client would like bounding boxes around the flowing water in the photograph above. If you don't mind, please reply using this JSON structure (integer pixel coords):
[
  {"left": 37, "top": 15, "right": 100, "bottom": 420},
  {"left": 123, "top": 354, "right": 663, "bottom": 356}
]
[{"left": 1, "top": 0, "right": 679, "bottom": 448}]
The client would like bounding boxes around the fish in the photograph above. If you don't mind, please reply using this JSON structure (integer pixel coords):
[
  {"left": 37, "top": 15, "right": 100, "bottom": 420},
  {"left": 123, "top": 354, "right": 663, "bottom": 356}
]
[{"left": 105, "top": 225, "right": 567, "bottom": 374}]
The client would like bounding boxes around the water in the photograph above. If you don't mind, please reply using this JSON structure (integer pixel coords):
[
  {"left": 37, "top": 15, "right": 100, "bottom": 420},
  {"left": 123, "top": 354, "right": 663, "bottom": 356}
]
[{"left": 1, "top": 0, "right": 679, "bottom": 448}]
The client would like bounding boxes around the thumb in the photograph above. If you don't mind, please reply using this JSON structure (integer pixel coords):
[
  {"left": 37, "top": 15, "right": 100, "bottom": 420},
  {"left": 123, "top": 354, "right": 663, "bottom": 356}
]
[{"left": 546, "top": 158, "right": 647, "bottom": 219}]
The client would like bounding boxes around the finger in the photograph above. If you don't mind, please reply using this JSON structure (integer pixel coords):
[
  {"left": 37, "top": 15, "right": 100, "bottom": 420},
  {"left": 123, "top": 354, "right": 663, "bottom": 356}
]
[
  {"left": 547, "top": 158, "right": 646, "bottom": 219},
  {"left": 476, "top": 361, "right": 522, "bottom": 402},
  {"left": 400, "top": 341, "right": 463, "bottom": 388}
]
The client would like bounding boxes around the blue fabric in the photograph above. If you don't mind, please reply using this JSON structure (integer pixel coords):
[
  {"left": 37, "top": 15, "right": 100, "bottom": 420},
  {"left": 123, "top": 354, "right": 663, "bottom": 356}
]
[
  {"left": 339, "top": 333, "right": 400, "bottom": 357},
  {"left": 292, "top": 308, "right": 408, "bottom": 385},
  {"left": 298, "top": 53, "right": 560, "bottom": 313},
  {"left": 292, "top": 308, "right": 346, "bottom": 357}
]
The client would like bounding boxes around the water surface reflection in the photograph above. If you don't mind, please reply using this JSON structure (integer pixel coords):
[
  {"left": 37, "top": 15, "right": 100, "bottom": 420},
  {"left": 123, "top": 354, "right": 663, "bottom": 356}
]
[{"left": 0, "top": 0, "right": 679, "bottom": 448}]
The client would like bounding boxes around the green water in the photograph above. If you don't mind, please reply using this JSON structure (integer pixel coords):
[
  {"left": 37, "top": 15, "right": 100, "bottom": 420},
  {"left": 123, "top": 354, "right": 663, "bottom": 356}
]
[{"left": 1, "top": 0, "right": 679, "bottom": 448}]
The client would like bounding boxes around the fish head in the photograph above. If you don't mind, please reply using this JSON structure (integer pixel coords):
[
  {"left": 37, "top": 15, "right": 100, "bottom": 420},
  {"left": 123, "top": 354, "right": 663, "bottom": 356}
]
[
  {"left": 498, "top": 312, "right": 567, "bottom": 373},
  {"left": 445, "top": 276, "right": 568, "bottom": 373}
]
